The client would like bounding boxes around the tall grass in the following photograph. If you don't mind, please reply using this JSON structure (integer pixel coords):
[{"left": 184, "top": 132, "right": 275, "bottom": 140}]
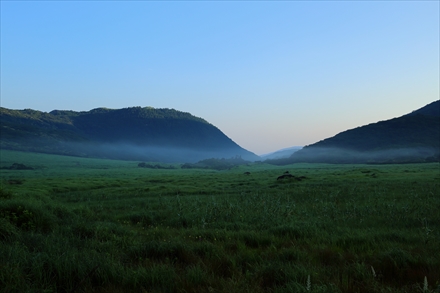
[{"left": 1, "top": 150, "right": 439, "bottom": 292}]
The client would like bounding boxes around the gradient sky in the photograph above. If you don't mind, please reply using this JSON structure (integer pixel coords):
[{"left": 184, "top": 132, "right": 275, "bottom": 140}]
[{"left": 1, "top": 1, "right": 438, "bottom": 155}]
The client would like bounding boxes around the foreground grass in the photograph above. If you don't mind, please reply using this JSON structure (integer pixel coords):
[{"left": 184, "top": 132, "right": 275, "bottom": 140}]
[{"left": 1, "top": 150, "right": 439, "bottom": 293}]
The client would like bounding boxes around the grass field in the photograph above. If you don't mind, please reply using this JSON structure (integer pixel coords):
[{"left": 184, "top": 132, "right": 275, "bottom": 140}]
[{"left": 1, "top": 150, "right": 439, "bottom": 293}]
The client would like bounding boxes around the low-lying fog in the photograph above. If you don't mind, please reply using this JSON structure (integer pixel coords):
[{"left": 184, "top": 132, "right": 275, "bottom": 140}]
[
  {"left": 293, "top": 146, "right": 439, "bottom": 163},
  {"left": 65, "top": 142, "right": 258, "bottom": 163}
]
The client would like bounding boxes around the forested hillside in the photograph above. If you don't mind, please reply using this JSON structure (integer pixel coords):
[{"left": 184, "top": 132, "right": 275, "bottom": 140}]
[
  {"left": 0, "top": 107, "right": 259, "bottom": 162},
  {"left": 268, "top": 101, "right": 440, "bottom": 164}
]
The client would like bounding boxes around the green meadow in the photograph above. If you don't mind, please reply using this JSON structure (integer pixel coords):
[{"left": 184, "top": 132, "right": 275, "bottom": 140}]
[{"left": 1, "top": 150, "right": 439, "bottom": 293}]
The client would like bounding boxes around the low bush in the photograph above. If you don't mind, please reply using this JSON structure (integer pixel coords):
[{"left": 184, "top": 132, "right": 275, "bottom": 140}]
[{"left": 0, "top": 200, "right": 57, "bottom": 233}]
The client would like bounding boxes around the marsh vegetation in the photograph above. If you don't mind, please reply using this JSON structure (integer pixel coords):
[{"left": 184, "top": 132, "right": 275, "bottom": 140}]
[{"left": 1, "top": 150, "right": 439, "bottom": 293}]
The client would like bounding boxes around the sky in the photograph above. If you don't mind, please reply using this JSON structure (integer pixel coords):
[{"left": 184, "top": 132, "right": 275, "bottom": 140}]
[{"left": 1, "top": 1, "right": 439, "bottom": 155}]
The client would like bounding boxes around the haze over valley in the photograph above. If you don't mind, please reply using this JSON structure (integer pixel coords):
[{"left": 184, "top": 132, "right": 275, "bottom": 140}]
[{"left": 1, "top": 100, "right": 438, "bottom": 164}]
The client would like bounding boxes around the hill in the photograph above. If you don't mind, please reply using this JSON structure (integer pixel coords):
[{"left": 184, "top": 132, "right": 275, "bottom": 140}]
[
  {"left": 406, "top": 100, "right": 440, "bottom": 117},
  {"left": 260, "top": 146, "right": 302, "bottom": 160},
  {"left": 0, "top": 106, "right": 260, "bottom": 162},
  {"left": 268, "top": 101, "right": 440, "bottom": 164}
]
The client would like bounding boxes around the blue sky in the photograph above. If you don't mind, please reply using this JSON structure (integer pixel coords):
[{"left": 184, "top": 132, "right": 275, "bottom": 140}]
[{"left": 1, "top": 1, "right": 438, "bottom": 155}]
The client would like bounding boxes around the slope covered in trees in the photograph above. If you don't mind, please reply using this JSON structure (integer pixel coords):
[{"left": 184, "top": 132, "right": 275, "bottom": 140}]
[
  {"left": 268, "top": 101, "right": 440, "bottom": 164},
  {"left": 0, "top": 107, "right": 259, "bottom": 162}
]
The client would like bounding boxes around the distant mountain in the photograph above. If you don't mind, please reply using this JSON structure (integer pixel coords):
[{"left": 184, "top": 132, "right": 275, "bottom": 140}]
[
  {"left": 260, "top": 146, "right": 302, "bottom": 160},
  {"left": 0, "top": 106, "right": 260, "bottom": 162},
  {"left": 268, "top": 101, "right": 440, "bottom": 164}
]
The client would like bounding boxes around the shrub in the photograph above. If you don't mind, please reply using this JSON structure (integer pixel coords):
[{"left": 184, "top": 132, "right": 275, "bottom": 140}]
[
  {"left": 0, "top": 200, "right": 57, "bottom": 233},
  {"left": 0, "top": 217, "right": 18, "bottom": 240},
  {"left": 0, "top": 188, "right": 13, "bottom": 199}
]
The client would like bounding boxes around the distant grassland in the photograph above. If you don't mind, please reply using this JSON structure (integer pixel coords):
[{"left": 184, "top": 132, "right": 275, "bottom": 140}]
[{"left": 1, "top": 150, "right": 439, "bottom": 293}]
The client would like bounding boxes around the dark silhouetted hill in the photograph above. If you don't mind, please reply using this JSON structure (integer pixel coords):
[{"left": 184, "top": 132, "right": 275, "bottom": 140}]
[
  {"left": 0, "top": 106, "right": 260, "bottom": 162},
  {"left": 406, "top": 100, "right": 440, "bottom": 117},
  {"left": 268, "top": 101, "right": 440, "bottom": 164}
]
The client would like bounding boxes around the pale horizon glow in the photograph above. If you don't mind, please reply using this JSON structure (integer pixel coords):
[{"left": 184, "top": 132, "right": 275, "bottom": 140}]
[{"left": 1, "top": 1, "right": 438, "bottom": 155}]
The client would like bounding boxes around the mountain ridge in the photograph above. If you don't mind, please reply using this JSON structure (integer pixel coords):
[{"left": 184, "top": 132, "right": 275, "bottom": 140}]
[
  {"left": 0, "top": 106, "right": 260, "bottom": 162},
  {"left": 267, "top": 101, "right": 440, "bottom": 164},
  {"left": 260, "top": 146, "right": 303, "bottom": 160}
]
